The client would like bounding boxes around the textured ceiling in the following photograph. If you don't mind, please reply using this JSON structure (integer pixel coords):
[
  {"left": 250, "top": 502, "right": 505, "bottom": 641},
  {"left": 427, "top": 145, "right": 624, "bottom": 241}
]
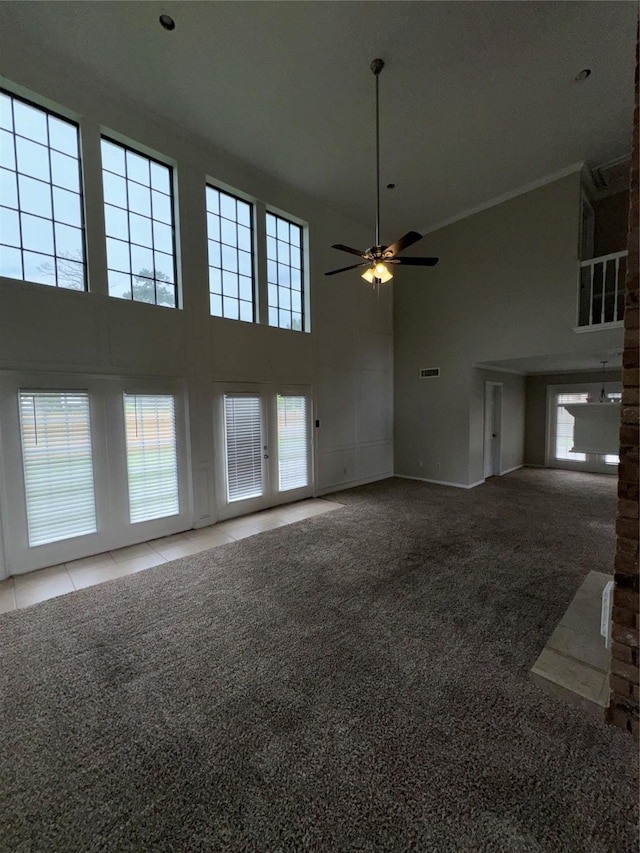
[{"left": 0, "top": 1, "right": 636, "bottom": 240}]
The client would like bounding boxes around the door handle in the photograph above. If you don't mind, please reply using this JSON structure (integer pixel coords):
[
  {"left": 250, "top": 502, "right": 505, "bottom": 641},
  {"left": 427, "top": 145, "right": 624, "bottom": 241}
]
[
  {"left": 492, "top": 433, "right": 497, "bottom": 438},
  {"left": 264, "top": 454, "right": 269, "bottom": 459}
]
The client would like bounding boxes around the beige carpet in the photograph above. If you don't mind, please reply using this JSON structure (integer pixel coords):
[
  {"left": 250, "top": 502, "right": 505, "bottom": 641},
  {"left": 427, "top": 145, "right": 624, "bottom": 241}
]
[{"left": 0, "top": 469, "right": 637, "bottom": 851}]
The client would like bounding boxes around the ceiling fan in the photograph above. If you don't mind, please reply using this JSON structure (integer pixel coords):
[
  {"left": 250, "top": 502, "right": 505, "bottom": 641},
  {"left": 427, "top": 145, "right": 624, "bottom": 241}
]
[{"left": 325, "top": 58, "right": 438, "bottom": 285}]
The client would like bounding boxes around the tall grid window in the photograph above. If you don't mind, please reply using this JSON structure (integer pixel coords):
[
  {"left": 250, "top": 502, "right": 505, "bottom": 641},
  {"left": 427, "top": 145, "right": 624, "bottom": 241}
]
[
  {"left": 266, "top": 212, "right": 303, "bottom": 331},
  {"left": 206, "top": 186, "right": 254, "bottom": 321},
  {"left": 0, "top": 90, "right": 86, "bottom": 290},
  {"left": 101, "top": 137, "right": 177, "bottom": 307}
]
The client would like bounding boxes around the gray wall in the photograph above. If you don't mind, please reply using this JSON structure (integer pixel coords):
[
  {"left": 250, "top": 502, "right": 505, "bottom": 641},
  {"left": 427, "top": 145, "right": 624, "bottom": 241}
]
[
  {"left": 394, "top": 172, "right": 624, "bottom": 486},
  {"left": 525, "top": 369, "right": 622, "bottom": 465}
]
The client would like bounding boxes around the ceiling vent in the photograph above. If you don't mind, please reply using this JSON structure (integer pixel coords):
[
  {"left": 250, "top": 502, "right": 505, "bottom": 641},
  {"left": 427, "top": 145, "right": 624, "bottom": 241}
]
[
  {"left": 591, "top": 157, "right": 630, "bottom": 197},
  {"left": 419, "top": 367, "right": 440, "bottom": 379}
]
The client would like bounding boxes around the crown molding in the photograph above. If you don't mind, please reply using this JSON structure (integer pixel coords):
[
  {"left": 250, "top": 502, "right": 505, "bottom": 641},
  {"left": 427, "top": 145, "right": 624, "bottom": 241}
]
[{"left": 420, "top": 162, "right": 584, "bottom": 236}]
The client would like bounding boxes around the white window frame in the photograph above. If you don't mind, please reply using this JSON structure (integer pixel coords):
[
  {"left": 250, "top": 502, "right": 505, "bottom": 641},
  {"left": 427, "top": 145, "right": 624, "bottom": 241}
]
[
  {"left": 0, "top": 372, "right": 109, "bottom": 575},
  {"left": 100, "top": 131, "right": 180, "bottom": 309},
  {"left": 545, "top": 381, "right": 621, "bottom": 475},
  {"left": 0, "top": 371, "right": 192, "bottom": 576},
  {"left": 212, "top": 381, "right": 314, "bottom": 521},
  {"left": 204, "top": 178, "right": 310, "bottom": 333},
  {"left": 0, "top": 86, "right": 88, "bottom": 292}
]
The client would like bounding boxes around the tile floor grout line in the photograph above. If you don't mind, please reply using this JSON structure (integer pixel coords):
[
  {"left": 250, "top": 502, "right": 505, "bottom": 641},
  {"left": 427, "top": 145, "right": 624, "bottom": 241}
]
[{"left": 2, "top": 500, "right": 343, "bottom": 611}]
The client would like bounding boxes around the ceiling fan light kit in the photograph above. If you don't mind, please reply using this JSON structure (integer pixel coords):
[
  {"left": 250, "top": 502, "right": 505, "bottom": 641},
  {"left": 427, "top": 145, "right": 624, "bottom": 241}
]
[{"left": 325, "top": 58, "right": 439, "bottom": 286}]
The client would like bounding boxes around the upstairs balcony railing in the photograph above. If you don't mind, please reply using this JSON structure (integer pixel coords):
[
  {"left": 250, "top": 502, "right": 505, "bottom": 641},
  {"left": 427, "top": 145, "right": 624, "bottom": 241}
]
[{"left": 577, "top": 250, "right": 628, "bottom": 329}]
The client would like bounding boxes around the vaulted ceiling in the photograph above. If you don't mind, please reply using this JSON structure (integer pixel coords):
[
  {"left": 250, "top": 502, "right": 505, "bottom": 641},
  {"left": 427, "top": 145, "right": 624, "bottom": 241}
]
[{"left": 0, "top": 1, "right": 636, "bottom": 239}]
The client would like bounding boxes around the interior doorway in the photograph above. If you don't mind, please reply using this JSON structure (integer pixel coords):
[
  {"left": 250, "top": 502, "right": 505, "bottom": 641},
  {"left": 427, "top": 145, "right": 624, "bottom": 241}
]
[{"left": 483, "top": 382, "right": 503, "bottom": 478}]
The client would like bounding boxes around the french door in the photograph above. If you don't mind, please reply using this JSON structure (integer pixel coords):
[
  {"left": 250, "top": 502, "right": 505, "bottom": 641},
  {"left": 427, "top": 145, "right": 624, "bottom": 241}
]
[{"left": 213, "top": 383, "right": 313, "bottom": 519}]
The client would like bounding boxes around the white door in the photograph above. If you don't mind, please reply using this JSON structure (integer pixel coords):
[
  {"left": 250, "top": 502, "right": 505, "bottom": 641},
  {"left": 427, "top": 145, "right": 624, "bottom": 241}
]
[
  {"left": 483, "top": 382, "right": 502, "bottom": 478},
  {"left": 214, "top": 383, "right": 313, "bottom": 520}
]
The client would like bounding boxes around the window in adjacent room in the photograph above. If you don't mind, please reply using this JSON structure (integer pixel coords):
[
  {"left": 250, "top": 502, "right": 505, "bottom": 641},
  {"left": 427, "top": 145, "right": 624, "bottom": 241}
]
[
  {"left": 18, "top": 391, "right": 97, "bottom": 546},
  {"left": 266, "top": 211, "right": 304, "bottom": 331},
  {"left": 0, "top": 90, "right": 86, "bottom": 290},
  {"left": 101, "top": 137, "right": 177, "bottom": 307},
  {"left": 555, "top": 392, "right": 588, "bottom": 462},
  {"left": 123, "top": 394, "right": 179, "bottom": 523},
  {"left": 206, "top": 185, "right": 254, "bottom": 322}
]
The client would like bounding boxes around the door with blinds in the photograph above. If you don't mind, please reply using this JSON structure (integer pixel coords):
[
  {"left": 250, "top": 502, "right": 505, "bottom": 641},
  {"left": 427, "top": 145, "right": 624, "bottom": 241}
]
[
  {"left": 0, "top": 374, "right": 191, "bottom": 576},
  {"left": 214, "top": 384, "right": 313, "bottom": 519}
]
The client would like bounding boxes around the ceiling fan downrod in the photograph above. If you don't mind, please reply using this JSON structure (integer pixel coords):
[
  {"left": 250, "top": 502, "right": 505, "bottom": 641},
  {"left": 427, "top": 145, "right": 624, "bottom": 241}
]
[
  {"left": 323, "top": 59, "right": 439, "bottom": 281},
  {"left": 371, "top": 58, "right": 384, "bottom": 251}
]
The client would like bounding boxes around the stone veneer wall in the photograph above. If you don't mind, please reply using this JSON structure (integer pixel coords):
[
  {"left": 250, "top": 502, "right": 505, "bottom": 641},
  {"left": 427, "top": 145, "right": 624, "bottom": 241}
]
[{"left": 608, "top": 22, "right": 640, "bottom": 738}]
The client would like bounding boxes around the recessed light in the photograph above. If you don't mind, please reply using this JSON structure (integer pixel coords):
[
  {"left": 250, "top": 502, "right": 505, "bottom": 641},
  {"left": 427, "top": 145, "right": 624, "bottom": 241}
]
[
  {"left": 575, "top": 68, "right": 591, "bottom": 82},
  {"left": 159, "top": 14, "right": 175, "bottom": 31}
]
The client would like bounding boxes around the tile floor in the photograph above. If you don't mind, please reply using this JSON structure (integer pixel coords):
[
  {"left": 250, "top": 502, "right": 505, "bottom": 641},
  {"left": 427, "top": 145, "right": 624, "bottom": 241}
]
[
  {"left": 531, "top": 571, "right": 611, "bottom": 718},
  {"left": 0, "top": 498, "right": 342, "bottom": 614}
]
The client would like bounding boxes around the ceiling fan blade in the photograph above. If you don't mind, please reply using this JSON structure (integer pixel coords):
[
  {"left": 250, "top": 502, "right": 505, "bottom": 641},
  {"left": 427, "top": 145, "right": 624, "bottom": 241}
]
[
  {"left": 383, "top": 231, "right": 424, "bottom": 258},
  {"left": 324, "top": 262, "right": 370, "bottom": 276},
  {"left": 394, "top": 257, "right": 439, "bottom": 267},
  {"left": 331, "top": 243, "right": 367, "bottom": 258}
]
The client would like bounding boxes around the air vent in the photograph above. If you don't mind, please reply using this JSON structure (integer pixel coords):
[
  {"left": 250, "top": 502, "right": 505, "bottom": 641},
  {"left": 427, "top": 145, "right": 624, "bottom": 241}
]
[{"left": 419, "top": 367, "right": 440, "bottom": 379}]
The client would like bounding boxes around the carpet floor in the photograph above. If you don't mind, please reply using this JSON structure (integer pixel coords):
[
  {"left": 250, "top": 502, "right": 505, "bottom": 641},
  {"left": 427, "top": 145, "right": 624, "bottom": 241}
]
[{"left": 0, "top": 469, "right": 637, "bottom": 851}]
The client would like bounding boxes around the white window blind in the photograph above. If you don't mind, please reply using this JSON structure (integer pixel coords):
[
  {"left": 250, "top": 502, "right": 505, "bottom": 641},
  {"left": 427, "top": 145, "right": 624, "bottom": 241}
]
[
  {"left": 224, "top": 395, "right": 263, "bottom": 502},
  {"left": 277, "top": 395, "right": 309, "bottom": 491},
  {"left": 18, "top": 391, "right": 97, "bottom": 547},
  {"left": 124, "top": 394, "right": 179, "bottom": 523}
]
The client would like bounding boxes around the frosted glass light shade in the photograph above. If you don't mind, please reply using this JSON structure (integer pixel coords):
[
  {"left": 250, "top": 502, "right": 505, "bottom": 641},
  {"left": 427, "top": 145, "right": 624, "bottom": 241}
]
[{"left": 361, "top": 262, "right": 393, "bottom": 284}]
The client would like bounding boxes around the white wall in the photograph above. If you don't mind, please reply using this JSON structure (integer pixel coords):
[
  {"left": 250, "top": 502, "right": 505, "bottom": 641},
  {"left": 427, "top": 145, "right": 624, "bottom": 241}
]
[
  {"left": 0, "top": 36, "right": 393, "bottom": 574},
  {"left": 394, "top": 172, "right": 624, "bottom": 487}
]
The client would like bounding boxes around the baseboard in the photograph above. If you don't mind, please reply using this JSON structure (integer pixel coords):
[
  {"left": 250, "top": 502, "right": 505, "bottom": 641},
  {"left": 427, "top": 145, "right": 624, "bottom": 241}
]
[
  {"left": 524, "top": 463, "right": 547, "bottom": 468},
  {"left": 500, "top": 464, "right": 524, "bottom": 475},
  {"left": 395, "top": 474, "right": 484, "bottom": 490},
  {"left": 314, "top": 472, "right": 393, "bottom": 497}
]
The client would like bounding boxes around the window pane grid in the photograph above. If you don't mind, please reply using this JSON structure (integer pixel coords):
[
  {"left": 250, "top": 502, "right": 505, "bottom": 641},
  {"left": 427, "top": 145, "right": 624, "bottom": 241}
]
[
  {"left": 101, "top": 137, "right": 177, "bottom": 308},
  {"left": 206, "top": 186, "right": 254, "bottom": 322},
  {"left": 0, "top": 89, "right": 86, "bottom": 290},
  {"left": 266, "top": 212, "right": 303, "bottom": 331}
]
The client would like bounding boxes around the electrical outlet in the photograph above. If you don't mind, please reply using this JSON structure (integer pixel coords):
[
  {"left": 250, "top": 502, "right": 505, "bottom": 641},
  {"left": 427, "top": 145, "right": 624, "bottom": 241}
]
[
  {"left": 343, "top": 467, "right": 347, "bottom": 475},
  {"left": 436, "top": 463, "right": 441, "bottom": 470},
  {"left": 418, "top": 460, "right": 423, "bottom": 468}
]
